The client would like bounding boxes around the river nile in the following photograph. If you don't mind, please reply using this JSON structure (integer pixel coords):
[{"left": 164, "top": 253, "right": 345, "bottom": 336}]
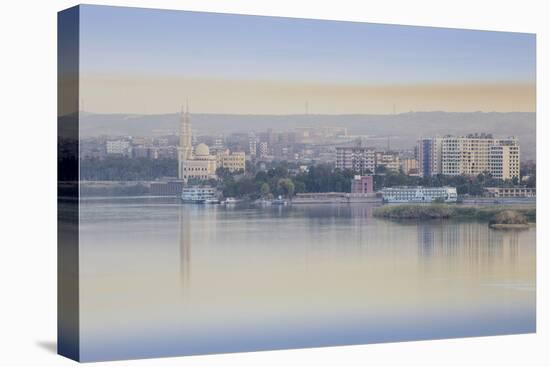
[{"left": 78, "top": 198, "right": 535, "bottom": 361}]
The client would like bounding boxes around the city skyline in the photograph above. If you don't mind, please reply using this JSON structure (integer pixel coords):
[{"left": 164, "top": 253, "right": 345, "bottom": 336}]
[
  {"left": 79, "top": 5, "right": 535, "bottom": 114},
  {"left": 59, "top": 6, "right": 537, "bottom": 363}
]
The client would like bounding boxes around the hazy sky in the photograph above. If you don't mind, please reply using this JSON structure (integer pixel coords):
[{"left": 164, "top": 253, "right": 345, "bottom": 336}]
[{"left": 79, "top": 5, "right": 536, "bottom": 114}]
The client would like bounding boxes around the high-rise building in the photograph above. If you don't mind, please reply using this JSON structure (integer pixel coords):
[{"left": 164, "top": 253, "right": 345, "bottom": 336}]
[
  {"left": 258, "top": 142, "right": 269, "bottom": 158},
  {"left": 248, "top": 133, "right": 257, "bottom": 157},
  {"left": 336, "top": 146, "right": 376, "bottom": 174},
  {"left": 417, "top": 138, "right": 442, "bottom": 177},
  {"left": 489, "top": 139, "right": 520, "bottom": 180},
  {"left": 417, "top": 134, "right": 520, "bottom": 180},
  {"left": 106, "top": 140, "right": 131, "bottom": 156}
]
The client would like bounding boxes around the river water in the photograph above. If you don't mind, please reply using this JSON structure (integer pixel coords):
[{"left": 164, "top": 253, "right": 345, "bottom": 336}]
[{"left": 78, "top": 198, "right": 535, "bottom": 361}]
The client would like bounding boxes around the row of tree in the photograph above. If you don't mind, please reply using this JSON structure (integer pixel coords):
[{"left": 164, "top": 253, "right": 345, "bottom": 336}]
[
  {"left": 219, "top": 164, "right": 356, "bottom": 200},
  {"left": 80, "top": 157, "right": 535, "bottom": 199},
  {"left": 221, "top": 162, "right": 533, "bottom": 199},
  {"left": 80, "top": 157, "right": 177, "bottom": 181}
]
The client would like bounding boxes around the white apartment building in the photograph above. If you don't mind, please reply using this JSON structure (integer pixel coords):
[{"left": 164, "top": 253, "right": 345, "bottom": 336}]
[
  {"left": 417, "top": 134, "right": 520, "bottom": 180},
  {"left": 106, "top": 140, "right": 131, "bottom": 156},
  {"left": 336, "top": 146, "right": 376, "bottom": 174},
  {"left": 488, "top": 140, "right": 520, "bottom": 180},
  {"left": 258, "top": 142, "right": 269, "bottom": 157}
]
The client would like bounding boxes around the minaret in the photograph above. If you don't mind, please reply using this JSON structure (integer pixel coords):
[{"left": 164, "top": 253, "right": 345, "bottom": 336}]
[{"left": 178, "top": 101, "right": 193, "bottom": 179}]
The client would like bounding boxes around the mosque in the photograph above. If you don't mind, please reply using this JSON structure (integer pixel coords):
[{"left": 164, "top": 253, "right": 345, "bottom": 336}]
[{"left": 177, "top": 105, "right": 217, "bottom": 181}]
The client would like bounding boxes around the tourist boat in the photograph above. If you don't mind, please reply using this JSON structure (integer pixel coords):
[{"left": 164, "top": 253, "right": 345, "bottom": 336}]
[
  {"left": 181, "top": 186, "right": 218, "bottom": 204},
  {"left": 381, "top": 186, "right": 458, "bottom": 203}
]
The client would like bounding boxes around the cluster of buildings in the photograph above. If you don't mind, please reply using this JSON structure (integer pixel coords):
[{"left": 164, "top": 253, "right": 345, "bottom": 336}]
[
  {"left": 178, "top": 106, "right": 246, "bottom": 181},
  {"left": 334, "top": 133, "right": 532, "bottom": 202},
  {"left": 417, "top": 134, "right": 520, "bottom": 180},
  {"left": 336, "top": 133, "right": 521, "bottom": 181},
  {"left": 83, "top": 109, "right": 533, "bottom": 201},
  {"left": 335, "top": 147, "right": 418, "bottom": 175},
  {"left": 246, "top": 126, "right": 341, "bottom": 164},
  {"left": 247, "top": 130, "right": 298, "bottom": 161},
  {"left": 81, "top": 135, "right": 180, "bottom": 160}
]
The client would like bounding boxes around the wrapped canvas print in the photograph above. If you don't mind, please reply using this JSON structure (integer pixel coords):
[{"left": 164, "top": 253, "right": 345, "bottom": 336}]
[{"left": 58, "top": 4, "right": 536, "bottom": 362}]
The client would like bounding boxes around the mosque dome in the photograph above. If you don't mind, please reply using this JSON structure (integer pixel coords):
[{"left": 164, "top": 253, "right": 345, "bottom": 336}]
[{"left": 195, "top": 143, "right": 210, "bottom": 156}]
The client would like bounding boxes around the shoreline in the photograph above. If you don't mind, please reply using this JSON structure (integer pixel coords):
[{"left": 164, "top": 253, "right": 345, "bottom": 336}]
[
  {"left": 489, "top": 223, "right": 533, "bottom": 230},
  {"left": 373, "top": 204, "right": 536, "bottom": 226}
]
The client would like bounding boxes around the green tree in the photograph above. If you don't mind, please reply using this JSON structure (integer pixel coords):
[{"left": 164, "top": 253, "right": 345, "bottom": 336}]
[
  {"left": 277, "top": 178, "right": 295, "bottom": 198},
  {"left": 80, "top": 157, "right": 178, "bottom": 181},
  {"left": 260, "top": 182, "right": 271, "bottom": 197},
  {"left": 294, "top": 180, "right": 306, "bottom": 194},
  {"left": 215, "top": 167, "right": 233, "bottom": 180}
]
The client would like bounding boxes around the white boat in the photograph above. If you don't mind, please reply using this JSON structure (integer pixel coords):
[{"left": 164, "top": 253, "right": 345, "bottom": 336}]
[
  {"left": 222, "top": 197, "right": 238, "bottom": 205},
  {"left": 254, "top": 198, "right": 271, "bottom": 207},
  {"left": 381, "top": 186, "right": 457, "bottom": 203},
  {"left": 181, "top": 186, "right": 218, "bottom": 204},
  {"left": 271, "top": 195, "right": 288, "bottom": 205}
]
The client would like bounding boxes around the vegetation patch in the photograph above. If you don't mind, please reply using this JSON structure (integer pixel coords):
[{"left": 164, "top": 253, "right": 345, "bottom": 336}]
[
  {"left": 488, "top": 210, "right": 529, "bottom": 229},
  {"left": 373, "top": 204, "right": 536, "bottom": 225},
  {"left": 372, "top": 204, "right": 453, "bottom": 219}
]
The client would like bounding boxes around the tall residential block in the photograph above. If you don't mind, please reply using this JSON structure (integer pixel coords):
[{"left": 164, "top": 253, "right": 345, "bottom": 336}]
[
  {"left": 417, "top": 134, "right": 520, "bottom": 180},
  {"left": 336, "top": 146, "right": 376, "bottom": 174},
  {"left": 417, "top": 137, "right": 442, "bottom": 177},
  {"left": 489, "top": 138, "right": 520, "bottom": 180}
]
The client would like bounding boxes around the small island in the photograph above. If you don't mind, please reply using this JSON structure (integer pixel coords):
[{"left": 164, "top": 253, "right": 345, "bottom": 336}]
[{"left": 373, "top": 204, "right": 535, "bottom": 229}]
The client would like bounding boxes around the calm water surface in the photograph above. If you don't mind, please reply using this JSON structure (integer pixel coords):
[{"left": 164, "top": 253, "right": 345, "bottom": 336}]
[{"left": 79, "top": 198, "right": 535, "bottom": 361}]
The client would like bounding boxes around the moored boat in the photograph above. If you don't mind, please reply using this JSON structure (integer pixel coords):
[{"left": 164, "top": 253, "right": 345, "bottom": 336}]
[
  {"left": 181, "top": 186, "right": 218, "bottom": 204},
  {"left": 271, "top": 195, "right": 288, "bottom": 205},
  {"left": 222, "top": 197, "right": 238, "bottom": 205}
]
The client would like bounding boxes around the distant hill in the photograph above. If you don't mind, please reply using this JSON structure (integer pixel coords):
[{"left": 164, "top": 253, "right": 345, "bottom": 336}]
[{"left": 79, "top": 111, "right": 536, "bottom": 161}]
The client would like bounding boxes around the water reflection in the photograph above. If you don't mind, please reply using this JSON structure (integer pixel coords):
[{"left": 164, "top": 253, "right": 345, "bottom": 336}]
[
  {"left": 78, "top": 199, "right": 535, "bottom": 362},
  {"left": 179, "top": 206, "right": 191, "bottom": 290},
  {"left": 417, "top": 222, "right": 522, "bottom": 272}
]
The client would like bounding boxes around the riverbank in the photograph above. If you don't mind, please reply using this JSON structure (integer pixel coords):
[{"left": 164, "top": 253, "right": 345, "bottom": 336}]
[{"left": 373, "top": 204, "right": 536, "bottom": 225}]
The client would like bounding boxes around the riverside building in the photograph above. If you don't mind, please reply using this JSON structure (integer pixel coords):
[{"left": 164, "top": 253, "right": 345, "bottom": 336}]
[
  {"left": 485, "top": 186, "right": 536, "bottom": 198},
  {"left": 417, "top": 134, "right": 520, "bottom": 180},
  {"left": 351, "top": 175, "right": 374, "bottom": 194},
  {"left": 178, "top": 105, "right": 217, "bottom": 181}
]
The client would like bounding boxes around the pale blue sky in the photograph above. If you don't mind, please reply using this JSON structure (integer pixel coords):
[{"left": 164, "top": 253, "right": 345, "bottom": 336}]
[{"left": 80, "top": 4, "right": 535, "bottom": 84}]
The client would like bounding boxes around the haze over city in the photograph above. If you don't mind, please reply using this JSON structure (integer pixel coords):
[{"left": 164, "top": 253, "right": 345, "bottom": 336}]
[{"left": 79, "top": 5, "right": 535, "bottom": 114}]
